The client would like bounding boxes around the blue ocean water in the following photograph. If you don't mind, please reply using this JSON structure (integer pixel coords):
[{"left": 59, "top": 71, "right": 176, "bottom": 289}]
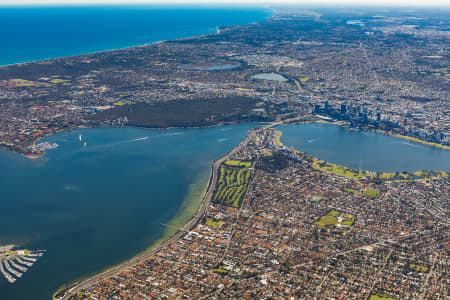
[{"left": 0, "top": 5, "right": 272, "bottom": 66}]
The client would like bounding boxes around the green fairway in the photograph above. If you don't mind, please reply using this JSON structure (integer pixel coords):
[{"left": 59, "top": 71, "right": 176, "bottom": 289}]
[
  {"left": 225, "top": 160, "right": 252, "bottom": 167},
  {"left": 213, "top": 161, "right": 251, "bottom": 208}
]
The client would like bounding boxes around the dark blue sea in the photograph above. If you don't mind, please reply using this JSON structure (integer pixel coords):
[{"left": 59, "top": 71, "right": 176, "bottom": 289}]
[{"left": 0, "top": 5, "right": 272, "bottom": 66}]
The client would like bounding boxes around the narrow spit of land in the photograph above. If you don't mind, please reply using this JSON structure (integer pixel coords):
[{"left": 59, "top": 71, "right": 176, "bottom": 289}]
[
  {"left": 54, "top": 117, "right": 447, "bottom": 299},
  {"left": 57, "top": 126, "right": 265, "bottom": 299},
  {"left": 57, "top": 120, "right": 449, "bottom": 299}
]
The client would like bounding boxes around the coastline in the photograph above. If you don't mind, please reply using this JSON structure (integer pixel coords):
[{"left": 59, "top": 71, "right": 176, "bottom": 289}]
[
  {"left": 1, "top": 6, "right": 447, "bottom": 297},
  {"left": 0, "top": 6, "right": 273, "bottom": 69},
  {"left": 54, "top": 127, "right": 257, "bottom": 300},
  {"left": 5, "top": 117, "right": 448, "bottom": 164}
]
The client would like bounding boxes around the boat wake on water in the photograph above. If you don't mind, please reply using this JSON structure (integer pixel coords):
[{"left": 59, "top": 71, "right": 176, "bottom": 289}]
[
  {"left": 402, "top": 141, "right": 421, "bottom": 148},
  {"left": 157, "top": 132, "right": 185, "bottom": 137},
  {"left": 80, "top": 136, "right": 150, "bottom": 151}
]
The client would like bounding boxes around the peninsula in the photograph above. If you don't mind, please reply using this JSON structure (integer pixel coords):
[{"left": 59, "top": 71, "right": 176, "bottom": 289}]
[
  {"left": 0, "top": 7, "right": 449, "bottom": 158},
  {"left": 0, "top": 5, "right": 448, "bottom": 300},
  {"left": 57, "top": 125, "right": 449, "bottom": 299}
]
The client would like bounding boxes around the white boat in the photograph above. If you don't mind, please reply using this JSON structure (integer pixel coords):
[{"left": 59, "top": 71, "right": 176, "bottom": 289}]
[
  {"left": 16, "top": 257, "right": 33, "bottom": 267},
  {"left": 3, "top": 259, "right": 22, "bottom": 278},
  {"left": 9, "top": 259, "right": 27, "bottom": 272},
  {"left": 22, "top": 256, "right": 37, "bottom": 262},
  {"left": 79, "top": 134, "right": 82, "bottom": 141},
  {"left": 0, "top": 260, "right": 16, "bottom": 283}
]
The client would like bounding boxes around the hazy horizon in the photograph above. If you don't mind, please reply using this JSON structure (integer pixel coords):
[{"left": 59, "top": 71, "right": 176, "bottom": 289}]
[{"left": 0, "top": 0, "right": 449, "bottom": 8}]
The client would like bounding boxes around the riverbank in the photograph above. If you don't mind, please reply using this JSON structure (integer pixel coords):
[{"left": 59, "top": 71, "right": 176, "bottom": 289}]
[
  {"left": 282, "top": 118, "right": 450, "bottom": 153},
  {"left": 53, "top": 170, "right": 210, "bottom": 299},
  {"left": 393, "top": 134, "right": 450, "bottom": 151},
  {"left": 54, "top": 128, "right": 258, "bottom": 300},
  {"left": 51, "top": 121, "right": 450, "bottom": 299},
  {"left": 274, "top": 126, "right": 449, "bottom": 181}
]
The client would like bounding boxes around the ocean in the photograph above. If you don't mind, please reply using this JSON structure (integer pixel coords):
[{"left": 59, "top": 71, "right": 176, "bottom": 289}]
[
  {"left": 0, "top": 5, "right": 271, "bottom": 299},
  {"left": 0, "top": 5, "right": 272, "bottom": 66},
  {"left": 2, "top": 5, "right": 448, "bottom": 300}
]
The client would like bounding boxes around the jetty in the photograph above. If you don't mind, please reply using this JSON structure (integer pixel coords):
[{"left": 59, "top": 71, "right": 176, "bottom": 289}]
[
  {"left": 3, "top": 259, "right": 23, "bottom": 278},
  {"left": 0, "top": 247, "right": 45, "bottom": 284},
  {"left": 0, "top": 260, "right": 16, "bottom": 283}
]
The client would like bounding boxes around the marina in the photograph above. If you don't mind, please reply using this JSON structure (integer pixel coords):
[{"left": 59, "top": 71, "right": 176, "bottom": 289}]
[
  {"left": 35, "top": 142, "right": 59, "bottom": 151},
  {"left": 0, "top": 124, "right": 256, "bottom": 300},
  {"left": 0, "top": 261, "right": 15, "bottom": 284},
  {"left": 0, "top": 246, "right": 45, "bottom": 284}
]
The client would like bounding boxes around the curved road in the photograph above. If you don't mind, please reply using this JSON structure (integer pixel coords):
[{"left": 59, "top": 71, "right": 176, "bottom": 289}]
[{"left": 60, "top": 128, "right": 260, "bottom": 299}]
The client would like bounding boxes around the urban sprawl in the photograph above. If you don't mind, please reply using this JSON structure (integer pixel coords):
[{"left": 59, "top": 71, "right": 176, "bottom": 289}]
[
  {"left": 0, "top": 6, "right": 448, "bottom": 300},
  {"left": 60, "top": 127, "right": 448, "bottom": 300}
]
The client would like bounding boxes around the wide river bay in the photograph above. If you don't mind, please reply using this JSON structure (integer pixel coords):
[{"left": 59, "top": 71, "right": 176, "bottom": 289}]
[
  {"left": 0, "top": 124, "right": 255, "bottom": 300},
  {"left": 280, "top": 123, "right": 450, "bottom": 172},
  {"left": 0, "top": 123, "right": 449, "bottom": 299}
]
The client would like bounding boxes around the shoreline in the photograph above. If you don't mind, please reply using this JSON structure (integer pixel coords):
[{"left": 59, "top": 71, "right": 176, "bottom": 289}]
[
  {"left": 272, "top": 127, "right": 448, "bottom": 181},
  {"left": 0, "top": 7, "right": 273, "bottom": 69},
  {"left": 281, "top": 119, "right": 450, "bottom": 152},
  {"left": 53, "top": 120, "right": 449, "bottom": 299},
  {"left": 3, "top": 117, "right": 448, "bottom": 163},
  {"left": 392, "top": 134, "right": 450, "bottom": 151},
  {"left": 16, "top": 119, "right": 443, "bottom": 299},
  {"left": 53, "top": 169, "right": 211, "bottom": 299},
  {"left": 4, "top": 119, "right": 258, "bottom": 161},
  {"left": 54, "top": 127, "right": 258, "bottom": 300}
]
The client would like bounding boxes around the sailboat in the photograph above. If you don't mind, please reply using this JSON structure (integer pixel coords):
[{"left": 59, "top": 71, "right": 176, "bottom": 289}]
[{"left": 79, "top": 134, "right": 82, "bottom": 142}]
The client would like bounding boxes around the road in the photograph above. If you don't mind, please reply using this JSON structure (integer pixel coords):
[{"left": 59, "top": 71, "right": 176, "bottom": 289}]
[{"left": 59, "top": 127, "right": 261, "bottom": 299}]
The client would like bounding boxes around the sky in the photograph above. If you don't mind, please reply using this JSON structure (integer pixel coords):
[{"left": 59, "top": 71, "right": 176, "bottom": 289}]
[{"left": 0, "top": 0, "right": 449, "bottom": 7}]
